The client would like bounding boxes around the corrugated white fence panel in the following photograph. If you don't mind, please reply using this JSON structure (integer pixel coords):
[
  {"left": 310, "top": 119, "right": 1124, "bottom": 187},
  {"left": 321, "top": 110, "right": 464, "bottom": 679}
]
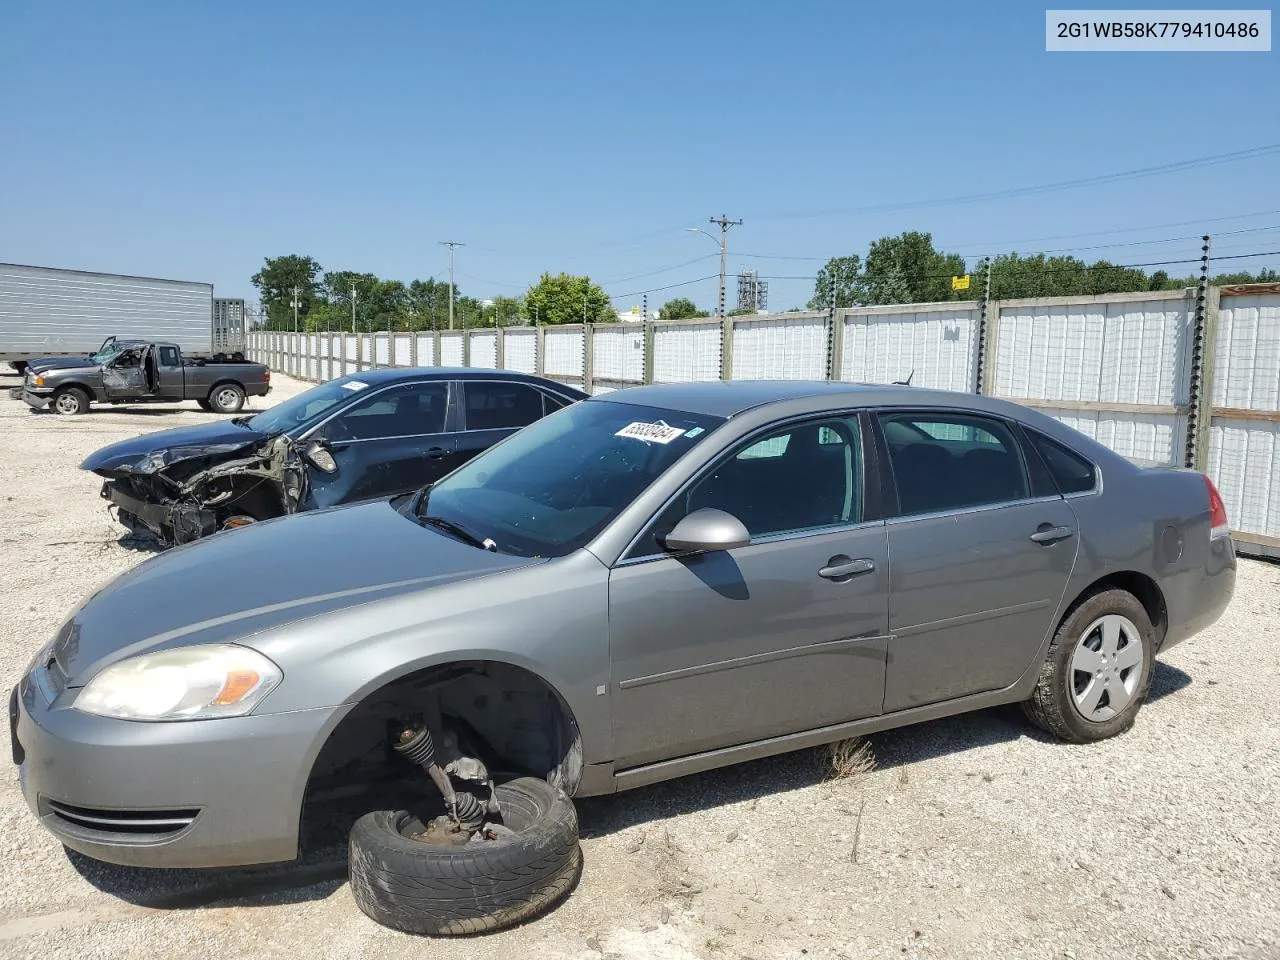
[
  {"left": 361, "top": 336, "right": 373, "bottom": 366},
  {"left": 544, "top": 328, "right": 584, "bottom": 379},
  {"left": 592, "top": 326, "right": 644, "bottom": 382},
  {"left": 733, "top": 314, "right": 828, "bottom": 381},
  {"left": 307, "top": 335, "right": 320, "bottom": 380},
  {"left": 343, "top": 335, "right": 357, "bottom": 362},
  {"left": 1208, "top": 418, "right": 1280, "bottom": 540},
  {"left": 840, "top": 307, "right": 978, "bottom": 391},
  {"left": 994, "top": 297, "right": 1190, "bottom": 405},
  {"left": 393, "top": 334, "right": 411, "bottom": 367},
  {"left": 374, "top": 335, "right": 390, "bottom": 366},
  {"left": 470, "top": 332, "right": 498, "bottom": 368},
  {"left": 654, "top": 321, "right": 721, "bottom": 382},
  {"left": 1032, "top": 407, "right": 1183, "bottom": 465},
  {"left": 503, "top": 329, "right": 537, "bottom": 373},
  {"left": 440, "top": 332, "right": 464, "bottom": 366},
  {"left": 1213, "top": 293, "right": 1280, "bottom": 410},
  {"left": 415, "top": 334, "right": 435, "bottom": 366}
]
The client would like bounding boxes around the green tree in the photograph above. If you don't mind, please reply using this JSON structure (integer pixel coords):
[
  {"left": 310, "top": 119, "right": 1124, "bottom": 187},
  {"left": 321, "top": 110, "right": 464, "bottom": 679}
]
[
  {"left": 807, "top": 255, "right": 863, "bottom": 309},
  {"left": 658, "top": 297, "right": 706, "bottom": 321},
  {"left": 250, "top": 255, "right": 324, "bottom": 329},
  {"left": 524, "top": 273, "right": 614, "bottom": 325},
  {"left": 858, "top": 232, "right": 966, "bottom": 305},
  {"left": 408, "top": 278, "right": 457, "bottom": 330}
]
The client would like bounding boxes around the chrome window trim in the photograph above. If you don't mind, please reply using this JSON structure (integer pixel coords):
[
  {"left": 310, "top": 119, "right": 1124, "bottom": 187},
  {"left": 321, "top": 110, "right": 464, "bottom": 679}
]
[
  {"left": 615, "top": 408, "right": 870, "bottom": 567},
  {"left": 614, "top": 518, "right": 885, "bottom": 569},
  {"left": 1024, "top": 427, "right": 1104, "bottom": 499},
  {"left": 883, "top": 493, "right": 1065, "bottom": 526}
]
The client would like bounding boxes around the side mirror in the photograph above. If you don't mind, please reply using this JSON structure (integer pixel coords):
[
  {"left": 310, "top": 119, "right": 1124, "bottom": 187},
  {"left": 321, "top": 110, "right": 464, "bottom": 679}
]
[
  {"left": 303, "top": 439, "right": 338, "bottom": 473},
  {"left": 660, "top": 508, "right": 750, "bottom": 554}
]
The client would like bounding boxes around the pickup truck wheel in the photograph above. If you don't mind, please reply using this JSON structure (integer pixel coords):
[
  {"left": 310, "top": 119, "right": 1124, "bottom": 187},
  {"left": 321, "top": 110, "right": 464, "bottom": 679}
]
[
  {"left": 348, "top": 777, "right": 581, "bottom": 936},
  {"left": 209, "top": 383, "right": 245, "bottom": 414},
  {"left": 1022, "top": 588, "right": 1155, "bottom": 744},
  {"left": 52, "top": 387, "right": 90, "bottom": 416},
  {"left": 196, "top": 398, "right": 213, "bottom": 411}
]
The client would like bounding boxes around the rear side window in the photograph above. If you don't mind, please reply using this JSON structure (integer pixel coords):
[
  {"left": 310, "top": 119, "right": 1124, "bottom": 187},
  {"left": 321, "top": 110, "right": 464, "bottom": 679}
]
[
  {"left": 464, "top": 382, "right": 544, "bottom": 431},
  {"left": 1029, "top": 431, "right": 1097, "bottom": 494},
  {"left": 879, "top": 412, "right": 1029, "bottom": 515},
  {"left": 158, "top": 346, "right": 180, "bottom": 366}
]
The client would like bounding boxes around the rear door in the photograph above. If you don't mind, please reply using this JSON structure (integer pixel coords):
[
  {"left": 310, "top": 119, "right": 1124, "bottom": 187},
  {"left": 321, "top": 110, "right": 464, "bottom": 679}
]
[
  {"left": 307, "top": 380, "right": 454, "bottom": 507},
  {"left": 455, "top": 380, "right": 563, "bottom": 466},
  {"left": 153, "top": 345, "right": 184, "bottom": 400},
  {"left": 876, "top": 410, "right": 1078, "bottom": 713}
]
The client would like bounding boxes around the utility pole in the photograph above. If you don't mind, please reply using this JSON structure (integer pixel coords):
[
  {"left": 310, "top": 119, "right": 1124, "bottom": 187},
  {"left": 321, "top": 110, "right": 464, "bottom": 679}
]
[
  {"left": 439, "top": 241, "right": 465, "bottom": 330},
  {"left": 350, "top": 285, "right": 358, "bottom": 333},
  {"left": 290, "top": 286, "right": 299, "bottom": 333},
  {"left": 709, "top": 215, "right": 743, "bottom": 318}
]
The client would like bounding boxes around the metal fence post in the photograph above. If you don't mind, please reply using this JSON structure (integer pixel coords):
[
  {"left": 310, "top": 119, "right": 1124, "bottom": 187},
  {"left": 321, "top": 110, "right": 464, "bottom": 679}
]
[
  {"left": 1184, "top": 236, "right": 1213, "bottom": 469},
  {"left": 643, "top": 321, "right": 656, "bottom": 385},
  {"left": 828, "top": 309, "right": 845, "bottom": 381},
  {"left": 975, "top": 257, "right": 992, "bottom": 394},
  {"left": 583, "top": 324, "right": 595, "bottom": 394},
  {"left": 979, "top": 299, "right": 1001, "bottom": 396}
]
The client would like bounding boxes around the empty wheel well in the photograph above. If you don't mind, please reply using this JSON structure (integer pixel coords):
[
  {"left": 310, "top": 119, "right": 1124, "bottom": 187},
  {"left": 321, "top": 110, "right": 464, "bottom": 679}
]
[
  {"left": 1067, "top": 571, "right": 1168, "bottom": 648},
  {"left": 303, "top": 661, "right": 583, "bottom": 808}
]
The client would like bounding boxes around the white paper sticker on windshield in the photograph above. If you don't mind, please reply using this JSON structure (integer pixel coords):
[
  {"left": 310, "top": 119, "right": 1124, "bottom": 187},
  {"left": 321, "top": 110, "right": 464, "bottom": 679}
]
[
  {"left": 341, "top": 380, "right": 369, "bottom": 392},
  {"left": 615, "top": 421, "right": 685, "bottom": 444}
]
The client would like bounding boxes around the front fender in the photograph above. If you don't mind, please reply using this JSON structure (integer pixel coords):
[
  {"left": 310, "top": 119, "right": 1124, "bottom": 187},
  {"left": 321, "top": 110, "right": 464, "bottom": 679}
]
[{"left": 249, "top": 550, "right": 614, "bottom": 766}]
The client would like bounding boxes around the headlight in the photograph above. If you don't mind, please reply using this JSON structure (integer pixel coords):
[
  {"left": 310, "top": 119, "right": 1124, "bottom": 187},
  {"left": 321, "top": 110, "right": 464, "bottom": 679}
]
[{"left": 73, "top": 644, "right": 282, "bottom": 721}]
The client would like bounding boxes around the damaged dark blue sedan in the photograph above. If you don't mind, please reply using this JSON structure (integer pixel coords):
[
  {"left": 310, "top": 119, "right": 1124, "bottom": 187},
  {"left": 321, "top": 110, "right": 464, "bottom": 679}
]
[{"left": 81, "top": 368, "right": 586, "bottom": 544}]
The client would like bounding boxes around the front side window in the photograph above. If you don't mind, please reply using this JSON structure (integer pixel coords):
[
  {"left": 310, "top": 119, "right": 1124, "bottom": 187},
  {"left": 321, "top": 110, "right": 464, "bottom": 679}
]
[
  {"left": 880, "top": 411, "right": 1029, "bottom": 515},
  {"left": 323, "top": 382, "right": 448, "bottom": 441},
  {"left": 416, "top": 400, "right": 723, "bottom": 557},
  {"left": 1028, "top": 430, "right": 1097, "bottom": 494},
  {"left": 637, "top": 416, "right": 864, "bottom": 555},
  {"left": 247, "top": 375, "right": 375, "bottom": 435},
  {"left": 464, "top": 382, "right": 545, "bottom": 431}
]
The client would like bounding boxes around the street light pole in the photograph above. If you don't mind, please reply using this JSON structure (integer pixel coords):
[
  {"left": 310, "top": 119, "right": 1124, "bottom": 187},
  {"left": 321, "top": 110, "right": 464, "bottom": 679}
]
[
  {"left": 709, "top": 215, "right": 742, "bottom": 318},
  {"left": 439, "top": 241, "right": 465, "bottom": 330}
]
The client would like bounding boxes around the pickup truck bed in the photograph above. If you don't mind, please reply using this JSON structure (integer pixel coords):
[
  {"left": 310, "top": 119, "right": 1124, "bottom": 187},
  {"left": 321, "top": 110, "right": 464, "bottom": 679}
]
[{"left": 20, "top": 340, "right": 269, "bottom": 415}]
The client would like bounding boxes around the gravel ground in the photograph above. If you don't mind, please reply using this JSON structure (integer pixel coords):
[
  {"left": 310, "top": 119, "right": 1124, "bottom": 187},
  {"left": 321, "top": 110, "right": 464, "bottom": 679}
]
[{"left": 1, "top": 367, "right": 1278, "bottom": 960}]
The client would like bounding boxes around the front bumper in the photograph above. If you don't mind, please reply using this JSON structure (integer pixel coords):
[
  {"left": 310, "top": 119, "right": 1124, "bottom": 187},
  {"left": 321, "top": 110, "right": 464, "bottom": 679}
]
[
  {"left": 21, "top": 388, "right": 52, "bottom": 410},
  {"left": 100, "top": 480, "right": 218, "bottom": 543},
  {"left": 11, "top": 666, "right": 351, "bottom": 868}
]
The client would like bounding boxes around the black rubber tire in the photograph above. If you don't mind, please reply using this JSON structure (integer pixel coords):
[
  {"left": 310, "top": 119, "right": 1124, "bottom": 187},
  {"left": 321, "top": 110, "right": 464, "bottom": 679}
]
[
  {"left": 51, "top": 386, "right": 90, "bottom": 416},
  {"left": 196, "top": 398, "right": 213, "bottom": 411},
  {"left": 348, "top": 777, "right": 580, "bottom": 936},
  {"left": 208, "top": 382, "right": 245, "bottom": 414},
  {"left": 1022, "top": 588, "right": 1155, "bottom": 743}
]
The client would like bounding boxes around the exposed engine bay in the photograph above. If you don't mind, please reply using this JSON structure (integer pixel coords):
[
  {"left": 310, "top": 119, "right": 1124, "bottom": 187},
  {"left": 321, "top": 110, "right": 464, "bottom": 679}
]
[{"left": 96, "top": 434, "right": 309, "bottom": 545}]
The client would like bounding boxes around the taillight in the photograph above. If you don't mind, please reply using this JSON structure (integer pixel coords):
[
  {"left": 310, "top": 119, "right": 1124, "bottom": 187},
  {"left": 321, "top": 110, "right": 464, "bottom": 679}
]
[
  {"left": 1204, "top": 475, "right": 1229, "bottom": 540},
  {"left": 264, "top": 370, "right": 271, "bottom": 382}
]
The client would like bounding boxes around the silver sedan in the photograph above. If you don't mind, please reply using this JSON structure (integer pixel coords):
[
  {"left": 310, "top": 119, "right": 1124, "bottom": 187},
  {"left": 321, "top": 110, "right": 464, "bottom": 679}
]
[{"left": 12, "top": 380, "right": 1235, "bottom": 869}]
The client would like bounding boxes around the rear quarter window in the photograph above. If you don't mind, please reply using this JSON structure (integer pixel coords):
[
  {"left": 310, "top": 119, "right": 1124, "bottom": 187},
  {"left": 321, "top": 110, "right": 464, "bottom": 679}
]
[{"left": 1029, "top": 431, "right": 1097, "bottom": 494}]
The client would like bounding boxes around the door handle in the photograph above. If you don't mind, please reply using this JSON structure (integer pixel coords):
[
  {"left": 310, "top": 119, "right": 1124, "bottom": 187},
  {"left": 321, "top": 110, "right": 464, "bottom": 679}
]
[
  {"left": 1030, "top": 524, "right": 1074, "bottom": 544},
  {"left": 424, "top": 446, "right": 448, "bottom": 460},
  {"left": 818, "top": 557, "right": 876, "bottom": 580}
]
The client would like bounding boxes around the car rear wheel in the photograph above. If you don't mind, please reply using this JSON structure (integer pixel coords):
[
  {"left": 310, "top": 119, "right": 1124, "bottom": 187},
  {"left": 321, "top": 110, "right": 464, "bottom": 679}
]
[
  {"left": 1023, "top": 588, "right": 1155, "bottom": 743},
  {"left": 51, "top": 387, "right": 90, "bottom": 416},
  {"left": 348, "top": 777, "right": 580, "bottom": 936},
  {"left": 208, "top": 383, "right": 245, "bottom": 414}
]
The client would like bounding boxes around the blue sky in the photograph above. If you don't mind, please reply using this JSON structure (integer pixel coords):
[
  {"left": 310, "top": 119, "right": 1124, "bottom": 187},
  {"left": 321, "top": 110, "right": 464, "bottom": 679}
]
[{"left": 2, "top": 0, "right": 1277, "bottom": 312}]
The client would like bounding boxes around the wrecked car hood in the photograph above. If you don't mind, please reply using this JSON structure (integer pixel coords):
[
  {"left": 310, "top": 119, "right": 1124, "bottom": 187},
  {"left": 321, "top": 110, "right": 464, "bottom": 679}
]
[
  {"left": 80, "top": 421, "right": 271, "bottom": 476},
  {"left": 49, "top": 499, "right": 537, "bottom": 686}
]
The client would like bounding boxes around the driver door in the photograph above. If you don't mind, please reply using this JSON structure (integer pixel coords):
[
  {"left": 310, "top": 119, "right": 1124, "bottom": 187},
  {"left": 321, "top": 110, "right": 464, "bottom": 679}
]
[
  {"left": 607, "top": 414, "right": 890, "bottom": 770},
  {"left": 306, "top": 380, "right": 456, "bottom": 508},
  {"left": 101, "top": 347, "right": 151, "bottom": 399}
]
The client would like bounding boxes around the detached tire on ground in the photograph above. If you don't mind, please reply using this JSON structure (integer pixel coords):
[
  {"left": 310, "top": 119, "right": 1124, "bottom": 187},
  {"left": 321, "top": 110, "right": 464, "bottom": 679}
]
[{"left": 348, "top": 777, "right": 580, "bottom": 936}]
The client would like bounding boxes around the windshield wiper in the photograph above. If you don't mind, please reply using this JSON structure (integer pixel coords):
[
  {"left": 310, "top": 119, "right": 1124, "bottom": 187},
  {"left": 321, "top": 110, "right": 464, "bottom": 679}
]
[{"left": 420, "top": 514, "right": 498, "bottom": 552}]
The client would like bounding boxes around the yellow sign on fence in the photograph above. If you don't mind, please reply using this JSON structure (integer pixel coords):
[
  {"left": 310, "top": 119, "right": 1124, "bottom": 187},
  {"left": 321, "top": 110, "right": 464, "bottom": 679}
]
[{"left": 951, "top": 274, "right": 971, "bottom": 291}]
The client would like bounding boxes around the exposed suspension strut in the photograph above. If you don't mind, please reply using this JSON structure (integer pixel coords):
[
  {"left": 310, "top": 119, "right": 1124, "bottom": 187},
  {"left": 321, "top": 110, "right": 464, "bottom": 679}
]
[{"left": 394, "top": 721, "right": 499, "bottom": 836}]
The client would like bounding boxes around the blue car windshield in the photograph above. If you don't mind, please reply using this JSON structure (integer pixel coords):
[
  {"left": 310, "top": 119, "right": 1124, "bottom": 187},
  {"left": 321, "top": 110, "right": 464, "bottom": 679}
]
[
  {"left": 246, "top": 375, "right": 372, "bottom": 434},
  {"left": 418, "top": 400, "right": 724, "bottom": 557}
]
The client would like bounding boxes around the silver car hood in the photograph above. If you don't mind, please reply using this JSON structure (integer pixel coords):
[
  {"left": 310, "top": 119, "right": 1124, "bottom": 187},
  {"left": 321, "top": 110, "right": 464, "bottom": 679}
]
[{"left": 50, "top": 500, "right": 536, "bottom": 685}]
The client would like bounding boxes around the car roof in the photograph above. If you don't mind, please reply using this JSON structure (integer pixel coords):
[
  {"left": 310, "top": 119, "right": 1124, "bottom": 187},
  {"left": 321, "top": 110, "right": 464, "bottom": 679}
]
[
  {"left": 590, "top": 380, "right": 1014, "bottom": 419},
  {"left": 337, "top": 367, "right": 580, "bottom": 390}
]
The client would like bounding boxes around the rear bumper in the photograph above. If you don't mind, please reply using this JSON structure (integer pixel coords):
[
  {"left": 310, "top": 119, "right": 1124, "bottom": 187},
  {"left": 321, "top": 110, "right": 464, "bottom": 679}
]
[
  {"left": 12, "top": 668, "right": 351, "bottom": 869},
  {"left": 1160, "top": 535, "right": 1236, "bottom": 652},
  {"left": 21, "top": 389, "right": 51, "bottom": 410}
]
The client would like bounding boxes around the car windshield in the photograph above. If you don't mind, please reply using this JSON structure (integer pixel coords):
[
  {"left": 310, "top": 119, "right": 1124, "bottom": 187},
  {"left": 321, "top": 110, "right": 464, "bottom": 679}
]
[
  {"left": 90, "top": 344, "right": 125, "bottom": 365},
  {"left": 246, "top": 375, "right": 372, "bottom": 434},
  {"left": 414, "top": 400, "right": 724, "bottom": 557}
]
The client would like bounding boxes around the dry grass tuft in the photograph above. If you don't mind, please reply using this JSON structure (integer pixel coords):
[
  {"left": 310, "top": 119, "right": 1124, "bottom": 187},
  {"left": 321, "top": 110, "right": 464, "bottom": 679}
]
[{"left": 822, "top": 737, "right": 877, "bottom": 783}]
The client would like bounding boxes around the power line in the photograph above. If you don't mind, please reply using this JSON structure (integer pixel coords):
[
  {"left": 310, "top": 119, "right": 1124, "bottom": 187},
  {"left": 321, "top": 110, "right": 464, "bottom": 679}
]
[
  {"left": 608, "top": 274, "right": 720, "bottom": 300},
  {"left": 941, "top": 207, "right": 1280, "bottom": 249},
  {"left": 600, "top": 253, "right": 718, "bottom": 285},
  {"left": 757, "top": 144, "right": 1280, "bottom": 220}
]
